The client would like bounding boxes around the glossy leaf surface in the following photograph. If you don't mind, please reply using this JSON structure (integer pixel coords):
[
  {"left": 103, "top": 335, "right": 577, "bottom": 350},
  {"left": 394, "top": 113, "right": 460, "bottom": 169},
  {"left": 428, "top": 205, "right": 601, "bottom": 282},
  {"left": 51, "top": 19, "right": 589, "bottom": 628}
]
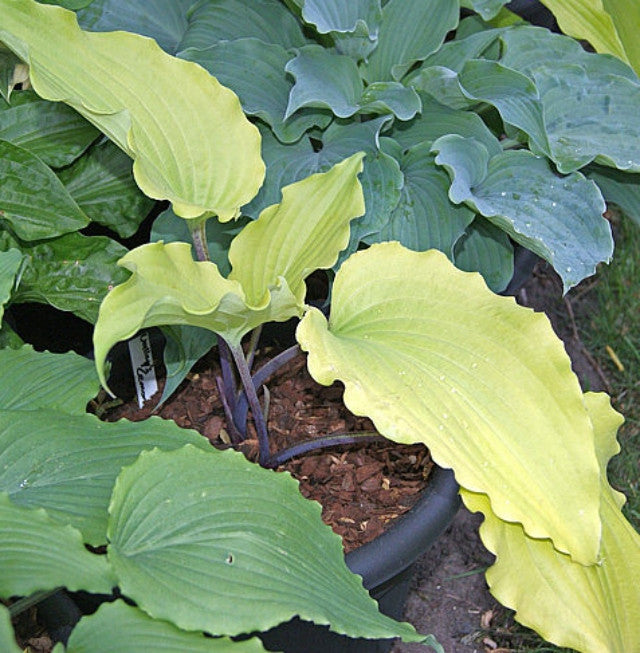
[
  {"left": 432, "top": 134, "right": 613, "bottom": 291},
  {"left": 0, "top": 139, "right": 88, "bottom": 240},
  {"left": 58, "top": 140, "right": 154, "bottom": 239},
  {"left": 108, "top": 445, "right": 425, "bottom": 642},
  {"left": 462, "top": 393, "right": 640, "bottom": 653},
  {"left": 6, "top": 231, "right": 129, "bottom": 324},
  {"left": 0, "top": 493, "right": 114, "bottom": 597},
  {"left": 0, "top": 0, "right": 264, "bottom": 220},
  {"left": 297, "top": 243, "right": 601, "bottom": 564},
  {"left": 66, "top": 601, "right": 266, "bottom": 653},
  {"left": 0, "top": 90, "right": 98, "bottom": 167}
]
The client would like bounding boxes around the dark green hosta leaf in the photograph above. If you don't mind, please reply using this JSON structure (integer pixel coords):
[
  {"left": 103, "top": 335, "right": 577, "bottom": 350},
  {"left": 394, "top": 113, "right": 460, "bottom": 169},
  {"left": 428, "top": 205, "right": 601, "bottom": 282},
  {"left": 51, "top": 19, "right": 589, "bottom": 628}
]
[
  {"left": 40, "top": 0, "right": 94, "bottom": 8},
  {"left": 362, "top": 0, "right": 459, "bottom": 82},
  {"left": 177, "top": 0, "right": 307, "bottom": 53},
  {"left": 390, "top": 95, "right": 502, "bottom": 155},
  {"left": 0, "top": 91, "right": 98, "bottom": 167},
  {"left": 285, "top": 45, "right": 420, "bottom": 120},
  {"left": 588, "top": 165, "right": 640, "bottom": 226},
  {"left": 158, "top": 325, "right": 217, "bottom": 408},
  {"left": 0, "top": 140, "right": 88, "bottom": 241},
  {"left": 411, "top": 60, "right": 550, "bottom": 155},
  {"left": 432, "top": 134, "right": 613, "bottom": 291},
  {"left": 180, "top": 38, "right": 330, "bottom": 144},
  {"left": 244, "top": 118, "right": 386, "bottom": 218},
  {"left": 453, "top": 218, "right": 514, "bottom": 292},
  {"left": 0, "top": 409, "right": 211, "bottom": 545},
  {"left": 378, "top": 141, "right": 475, "bottom": 256},
  {"left": 0, "top": 492, "right": 115, "bottom": 598},
  {"left": 7, "top": 231, "right": 128, "bottom": 324},
  {"left": 498, "top": 27, "right": 640, "bottom": 173},
  {"left": 0, "top": 248, "right": 22, "bottom": 322},
  {"left": 0, "top": 346, "right": 98, "bottom": 413},
  {"left": 65, "top": 601, "right": 267, "bottom": 653},
  {"left": 0, "top": 605, "right": 21, "bottom": 653},
  {"left": 77, "top": 0, "right": 193, "bottom": 54},
  {"left": 58, "top": 140, "right": 154, "bottom": 238},
  {"left": 300, "top": 0, "right": 381, "bottom": 60},
  {"left": 107, "top": 445, "right": 427, "bottom": 643}
]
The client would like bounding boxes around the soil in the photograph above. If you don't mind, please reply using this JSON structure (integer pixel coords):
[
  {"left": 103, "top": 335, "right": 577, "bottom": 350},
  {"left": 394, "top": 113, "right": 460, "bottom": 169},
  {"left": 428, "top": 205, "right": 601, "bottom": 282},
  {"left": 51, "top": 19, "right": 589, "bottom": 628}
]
[{"left": 102, "top": 345, "right": 433, "bottom": 554}]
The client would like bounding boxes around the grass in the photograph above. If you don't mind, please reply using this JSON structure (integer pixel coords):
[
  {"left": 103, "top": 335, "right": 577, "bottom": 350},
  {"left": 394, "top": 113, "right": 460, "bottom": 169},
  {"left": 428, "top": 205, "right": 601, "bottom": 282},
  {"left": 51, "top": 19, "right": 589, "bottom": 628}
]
[
  {"left": 582, "top": 212, "right": 640, "bottom": 528},
  {"left": 479, "top": 211, "right": 640, "bottom": 652}
]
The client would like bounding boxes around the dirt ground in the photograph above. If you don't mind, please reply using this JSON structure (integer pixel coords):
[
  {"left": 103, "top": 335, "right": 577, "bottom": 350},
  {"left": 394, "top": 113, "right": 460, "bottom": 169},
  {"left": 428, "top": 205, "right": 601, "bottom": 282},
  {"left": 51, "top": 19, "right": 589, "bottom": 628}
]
[{"left": 393, "top": 260, "right": 606, "bottom": 653}]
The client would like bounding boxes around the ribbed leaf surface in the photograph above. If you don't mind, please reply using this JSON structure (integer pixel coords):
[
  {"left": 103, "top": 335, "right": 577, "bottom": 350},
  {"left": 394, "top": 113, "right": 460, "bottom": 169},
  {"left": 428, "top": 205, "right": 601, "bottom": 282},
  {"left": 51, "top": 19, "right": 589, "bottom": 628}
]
[
  {"left": 0, "top": 409, "right": 211, "bottom": 544},
  {"left": 462, "top": 393, "right": 640, "bottom": 653},
  {"left": 297, "top": 243, "right": 602, "bottom": 564},
  {"left": 66, "top": 601, "right": 266, "bottom": 653},
  {"left": 0, "top": 0, "right": 264, "bottom": 220},
  {"left": 0, "top": 493, "right": 114, "bottom": 598},
  {"left": 107, "top": 445, "right": 425, "bottom": 643}
]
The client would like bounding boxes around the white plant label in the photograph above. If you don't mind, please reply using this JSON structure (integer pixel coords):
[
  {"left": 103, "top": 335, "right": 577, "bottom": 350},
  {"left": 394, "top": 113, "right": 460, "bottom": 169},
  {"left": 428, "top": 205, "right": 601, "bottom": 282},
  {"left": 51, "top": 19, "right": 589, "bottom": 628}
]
[{"left": 128, "top": 330, "right": 158, "bottom": 408}]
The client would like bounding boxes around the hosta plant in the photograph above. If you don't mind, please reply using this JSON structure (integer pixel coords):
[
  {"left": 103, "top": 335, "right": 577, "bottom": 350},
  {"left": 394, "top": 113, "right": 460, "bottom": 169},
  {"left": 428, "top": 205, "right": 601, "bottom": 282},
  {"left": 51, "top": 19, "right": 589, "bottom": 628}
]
[{"left": 1, "top": 1, "right": 640, "bottom": 652}]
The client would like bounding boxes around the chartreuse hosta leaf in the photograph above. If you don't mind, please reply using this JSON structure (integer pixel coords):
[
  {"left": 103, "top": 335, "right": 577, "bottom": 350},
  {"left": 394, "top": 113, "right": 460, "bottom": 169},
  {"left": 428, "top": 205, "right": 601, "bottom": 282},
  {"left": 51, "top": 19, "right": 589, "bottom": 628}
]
[
  {"left": 297, "top": 243, "right": 602, "bottom": 565},
  {"left": 537, "top": 0, "right": 640, "bottom": 74},
  {"left": 0, "top": 605, "right": 21, "bottom": 653},
  {"left": 181, "top": 38, "right": 331, "bottom": 145},
  {"left": 0, "top": 0, "right": 264, "bottom": 220},
  {"left": 65, "top": 601, "right": 267, "bottom": 653},
  {"left": 107, "top": 445, "right": 429, "bottom": 645},
  {"left": 0, "top": 408, "right": 212, "bottom": 545},
  {"left": 93, "top": 154, "right": 365, "bottom": 388},
  {"left": 0, "top": 492, "right": 114, "bottom": 598},
  {"left": 432, "top": 134, "right": 613, "bottom": 292},
  {"left": 462, "top": 393, "right": 640, "bottom": 653}
]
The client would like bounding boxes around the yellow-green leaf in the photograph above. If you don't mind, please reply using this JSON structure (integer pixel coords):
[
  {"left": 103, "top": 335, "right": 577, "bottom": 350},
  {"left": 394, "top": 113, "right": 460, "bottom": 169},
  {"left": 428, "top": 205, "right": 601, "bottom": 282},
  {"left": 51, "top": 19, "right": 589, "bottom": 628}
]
[
  {"left": 538, "top": 0, "right": 640, "bottom": 75},
  {"left": 462, "top": 393, "right": 640, "bottom": 653},
  {"left": 297, "top": 242, "right": 601, "bottom": 564},
  {"left": 0, "top": 0, "right": 265, "bottom": 219},
  {"left": 228, "top": 152, "right": 365, "bottom": 306}
]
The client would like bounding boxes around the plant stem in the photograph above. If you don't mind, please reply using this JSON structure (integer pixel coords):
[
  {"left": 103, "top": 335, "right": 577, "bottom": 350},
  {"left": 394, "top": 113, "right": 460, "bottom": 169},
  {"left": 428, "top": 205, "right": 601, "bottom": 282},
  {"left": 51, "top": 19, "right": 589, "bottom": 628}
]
[
  {"left": 232, "top": 344, "right": 300, "bottom": 430},
  {"left": 215, "top": 375, "right": 243, "bottom": 444},
  {"left": 227, "top": 341, "right": 271, "bottom": 466},
  {"left": 189, "top": 217, "right": 210, "bottom": 262},
  {"left": 218, "top": 337, "right": 239, "bottom": 419},
  {"left": 245, "top": 325, "right": 263, "bottom": 371},
  {"left": 267, "top": 431, "right": 385, "bottom": 467}
]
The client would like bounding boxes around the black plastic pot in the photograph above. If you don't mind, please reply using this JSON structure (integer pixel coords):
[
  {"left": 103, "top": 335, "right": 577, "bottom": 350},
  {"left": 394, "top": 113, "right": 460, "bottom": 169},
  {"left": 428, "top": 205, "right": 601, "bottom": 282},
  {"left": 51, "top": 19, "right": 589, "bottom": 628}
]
[{"left": 259, "top": 466, "right": 460, "bottom": 653}]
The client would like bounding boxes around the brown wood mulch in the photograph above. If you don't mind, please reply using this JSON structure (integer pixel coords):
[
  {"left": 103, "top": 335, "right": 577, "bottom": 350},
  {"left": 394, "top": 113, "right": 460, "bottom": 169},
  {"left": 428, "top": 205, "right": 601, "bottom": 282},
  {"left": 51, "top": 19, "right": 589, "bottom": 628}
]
[{"left": 101, "top": 344, "right": 432, "bottom": 554}]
